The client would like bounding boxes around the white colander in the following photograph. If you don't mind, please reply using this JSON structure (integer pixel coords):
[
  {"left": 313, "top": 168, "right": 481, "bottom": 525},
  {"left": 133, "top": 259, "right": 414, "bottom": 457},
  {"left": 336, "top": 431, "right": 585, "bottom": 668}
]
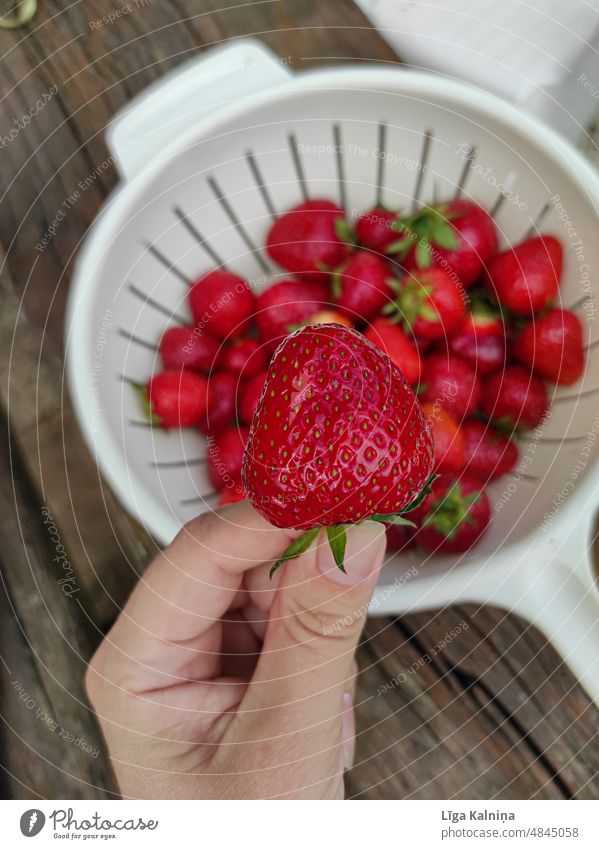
[{"left": 66, "top": 40, "right": 599, "bottom": 702}]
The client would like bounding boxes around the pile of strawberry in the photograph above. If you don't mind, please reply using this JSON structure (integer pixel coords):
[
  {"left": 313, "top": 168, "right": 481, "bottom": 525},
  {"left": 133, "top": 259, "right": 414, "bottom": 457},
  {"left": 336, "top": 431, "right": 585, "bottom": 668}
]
[{"left": 141, "top": 196, "right": 585, "bottom": 555}]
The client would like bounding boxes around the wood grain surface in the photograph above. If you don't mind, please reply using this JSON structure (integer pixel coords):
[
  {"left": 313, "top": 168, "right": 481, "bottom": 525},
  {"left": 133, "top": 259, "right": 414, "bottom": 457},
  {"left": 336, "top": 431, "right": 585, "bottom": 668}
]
[{"left": 0, "top": 0, "right": 598, "bottom": 800}]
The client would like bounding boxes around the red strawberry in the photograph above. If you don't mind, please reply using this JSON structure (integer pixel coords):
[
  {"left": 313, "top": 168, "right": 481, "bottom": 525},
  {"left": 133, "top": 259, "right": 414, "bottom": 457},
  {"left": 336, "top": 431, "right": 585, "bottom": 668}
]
[
  {"left": 448, "top": 303, "right": 507, "bottom": 376},
  {"left": 207, "top": 426, "right": 249, "bottom": 491},
  {"left": 332, "top": 251, "right": 395, "bottom": 322},
  {"left": 462, "top": 419, "right": 519, "bottom": 481},
  {"left": 145, "top": 370, "right": 207, "bottom": 429},
  {"left": 217, "top": 480, "right": 246, "bottom": 506},
  {"left": 485, "top": 235, "right": 563, "bottom": 315},
  {"left": 385, "top": 522, "right": 412, "bottom": 553},
  {"left": 266, "top": 199, "right": 352, "bottom": 281},
  {"left": 189, "top": 269, "right": 255, "bottom": 339},
  {"left": 219, "top": 337, "right": 266, "bottom": 378},
  {"left": 384, "top": 268, "right": 466, "bottom": 340},
  {"left": 411, "top": 474, "right": 491, "bottom": 553},
  {"left": 198, "top": 371, "right": 237, "bottom": 436},
  {"left": 355, "top": 207, "right": 399, "bottom": 253},
  {"left": 239, "top": 369, "right": 268, "bottom": 425},
  {"left": 395, "top": 200, "right": 498, "bottom": 288},
  {"left": 310, "top": 309, "right": 353, "bottom": 328},
  {"left": 513, "top": 308, "right": 584, "bottom": 385},
  {"left": 256, "top": 279, "right": 329, "bottom": 353},
  {"left": 159, "top": 325, "right": 219, "bottom": 373},
  {"left": 242, "top": 324, "right": 435, "bottom": 572},
  {"left": 482, "top": 365, "right": 548, "bottom": 430},
  {"left": 421, "top": 402, "right": 465, "bottom": 474},
  {"left": 364, "top": 317, "right": 421, "bottom": 385},
  {"left": 419, "top": 353, "right": 481, "bottom": 420}
]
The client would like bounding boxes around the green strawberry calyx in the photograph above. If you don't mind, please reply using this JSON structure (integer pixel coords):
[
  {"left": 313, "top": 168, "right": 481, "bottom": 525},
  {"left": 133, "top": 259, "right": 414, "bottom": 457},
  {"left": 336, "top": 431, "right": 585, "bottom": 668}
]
[
  {"left": 386, "top": 204, "right": 463, "bottom": 267},
  {"left": 422, "top": 481, "right": 479, "bottom": 540},
  {"left": 382, "top": 280, "right": 438, "bottom": 330},
  {"left": 129, "top": 380, "right": 162, "bottom": 428},
  {"left": 269, "top": 472, "right": 438, "bottom": 578}
]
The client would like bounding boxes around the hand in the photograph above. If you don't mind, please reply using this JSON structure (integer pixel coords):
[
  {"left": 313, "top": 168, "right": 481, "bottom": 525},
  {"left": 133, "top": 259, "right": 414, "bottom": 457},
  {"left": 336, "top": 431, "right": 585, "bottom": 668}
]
[{"left": 86, "top": 501, "right": 387, "bottom": 799}]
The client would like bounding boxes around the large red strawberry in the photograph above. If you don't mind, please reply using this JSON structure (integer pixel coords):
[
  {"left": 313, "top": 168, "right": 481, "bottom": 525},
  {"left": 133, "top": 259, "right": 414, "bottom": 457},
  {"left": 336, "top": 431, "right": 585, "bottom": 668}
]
[
  {"left": 421, "top": 402, "right": 465, "bottom": 474},
  {"left": 256, "top": 279, "right": 329, "bottom": 353},
  {"left": 207, "top": 426, "right": 249, "bottom": 490},
  {"left": 189, "top": 269, "right": 255, "bottom": 339},
  {"left": 448, "top": 302, "right": 507, "bottom": 376},
  {"left": 410, "top": 474, "right": 491, "bottom": 553},
  {"left": 384, "top": 267, "right": 466, "bottom": 339},
  {"left": 485, "top": 235, "right": 563, "bottom": 315},
  {"left": 355, "top": 207, "right": 399, "bottom": 253},
  {"left": 266, "top": 199, "right": 352, "bottom": 281},
  {"left": 145, "top": 370, "right": 207, "bottom": 429},
  {"left": 332, "top": 251, "right": 395, "bottom": 322},
  {"left": 364, "top": 317, "right": 421, "bottom": 385},
  {"left": 482, "top": 365, "right": 548, "bottom": 430},
  {"left": 242, "top": 324, "right": 435, "bottom": 572},
  {"left": 393, "top": 200, "right": 498, "bottom": 288},
  {"left": 198, "top": 371, "right": 237, "bottom": 436},
  {"left": 419, "top": 353, "right": 481, "bottom": 420},
  {"left": 513, "top": 308, "right": 584, "bottom": 385},
  {"left": 462, "top": 419, "right": 519, "bottom": 481},
  {"left": 159, "top": 325, "right": 219, "bottom": 373},
  {"left": 218, "top": 337, "right": 266, "bottom": 378}
]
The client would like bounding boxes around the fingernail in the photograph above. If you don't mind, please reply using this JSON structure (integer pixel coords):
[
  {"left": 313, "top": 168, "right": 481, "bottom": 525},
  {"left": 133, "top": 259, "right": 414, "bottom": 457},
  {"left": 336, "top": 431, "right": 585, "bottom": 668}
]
[
  {"left": 342, "top": 691, "right": 356, "bottom": 771},
  {"left": 317, "top": 521, "right": 387, "bottom": 586}
]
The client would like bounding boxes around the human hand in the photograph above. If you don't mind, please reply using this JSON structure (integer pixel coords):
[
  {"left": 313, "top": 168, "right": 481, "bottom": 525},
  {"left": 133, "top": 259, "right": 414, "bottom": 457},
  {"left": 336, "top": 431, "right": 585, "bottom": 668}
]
[{"left": 86, "top": 502, "right": 387, "bottom": 799}]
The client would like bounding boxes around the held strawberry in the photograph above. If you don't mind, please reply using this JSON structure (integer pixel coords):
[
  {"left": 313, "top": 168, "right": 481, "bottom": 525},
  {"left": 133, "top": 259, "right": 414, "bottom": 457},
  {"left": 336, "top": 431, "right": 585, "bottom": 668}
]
[
  {"left": 419, "top": 353, "right": 481, "bottom": 420},
  {"left": 392, "top": 199, "right": 498, "bottom": 288},
  {"left": 241, "top": 324, "right": 435, "bottom": 574},
  {"left": 482, "top": 365, "right": 548, "bottom": 430},
  {"left": 355, "top": 207, "right": 399, "bottom": 253},
  {"left": 383, "top": 267, "right": 466, "bottom": 340},
  {"left": 448, "top": 303, "right": 508, "bottom": 376},
  {"left": 144, "top": 370, "right": 207, "bottom": 429},
  {"left": 189, "top": 269, "right": 255, "bottom": 339},
  {"left": 513, "top": 308, "right": 584, "bottom": 385},
  {"left": 207, "top": 426, "right": 249, "bottom": 491},
  {"left": 256, "top": 279, "right": 329, "bottom": 353},
  {"left": 485, "top": 235, "right": 563, "bottom": 315},
  {"left": 364, "top": 317, "right": 421, "bottom": 385},
  {"left": 331, "top": 251, "right": 396, "bottom": 322},
  {"left": 462, "top": 419, "right": 519, "bottom": 481},
  {"left": 266, "top": 199, "right": 352, "bottom": 281},
  {"left": 410, "top": 474, "right": 491, "bottom": 553},
  {"left": 420, "top": 402, "right": 465, "bottom": 475},
  {"left": 159, "top": 325, "right": 219, "bottom": 373}
]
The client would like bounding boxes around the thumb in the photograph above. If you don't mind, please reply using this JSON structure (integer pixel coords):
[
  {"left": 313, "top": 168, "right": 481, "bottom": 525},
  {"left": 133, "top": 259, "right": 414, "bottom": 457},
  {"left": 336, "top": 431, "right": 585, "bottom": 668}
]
[{"left": 237, "top": 522, "right": 386, "bottom": 785}]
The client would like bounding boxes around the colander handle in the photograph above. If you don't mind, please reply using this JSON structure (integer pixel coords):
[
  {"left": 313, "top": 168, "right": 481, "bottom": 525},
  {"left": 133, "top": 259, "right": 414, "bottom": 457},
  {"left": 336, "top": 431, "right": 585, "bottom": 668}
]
[{"left": 106, "top": 39, "right": 293, "bottom": 181}]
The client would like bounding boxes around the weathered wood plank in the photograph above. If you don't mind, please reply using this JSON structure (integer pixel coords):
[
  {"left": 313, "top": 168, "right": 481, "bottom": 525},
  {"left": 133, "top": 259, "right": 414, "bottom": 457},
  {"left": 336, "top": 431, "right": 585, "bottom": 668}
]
[
  {"left": 348, "top": 616, "right": 566, "bottom": 799},
  {"left": 0, "top": 412, "right": 118, "bottom": 798},
  {"left": 0, "top": 247, "right": 153, "bottom": 626}
]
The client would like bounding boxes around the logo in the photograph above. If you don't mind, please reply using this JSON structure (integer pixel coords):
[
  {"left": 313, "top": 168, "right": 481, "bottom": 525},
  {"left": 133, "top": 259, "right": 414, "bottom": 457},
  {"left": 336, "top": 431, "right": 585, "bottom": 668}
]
[{"left": 20, "top": 810, "right": 46, "bottom": 837}]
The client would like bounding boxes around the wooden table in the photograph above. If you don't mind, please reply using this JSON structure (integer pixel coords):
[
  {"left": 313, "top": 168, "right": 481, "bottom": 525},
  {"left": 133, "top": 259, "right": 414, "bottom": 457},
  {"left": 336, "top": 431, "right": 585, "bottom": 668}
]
[{"left": 1, "top": 0, "right": 598, "bottom": 800}]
